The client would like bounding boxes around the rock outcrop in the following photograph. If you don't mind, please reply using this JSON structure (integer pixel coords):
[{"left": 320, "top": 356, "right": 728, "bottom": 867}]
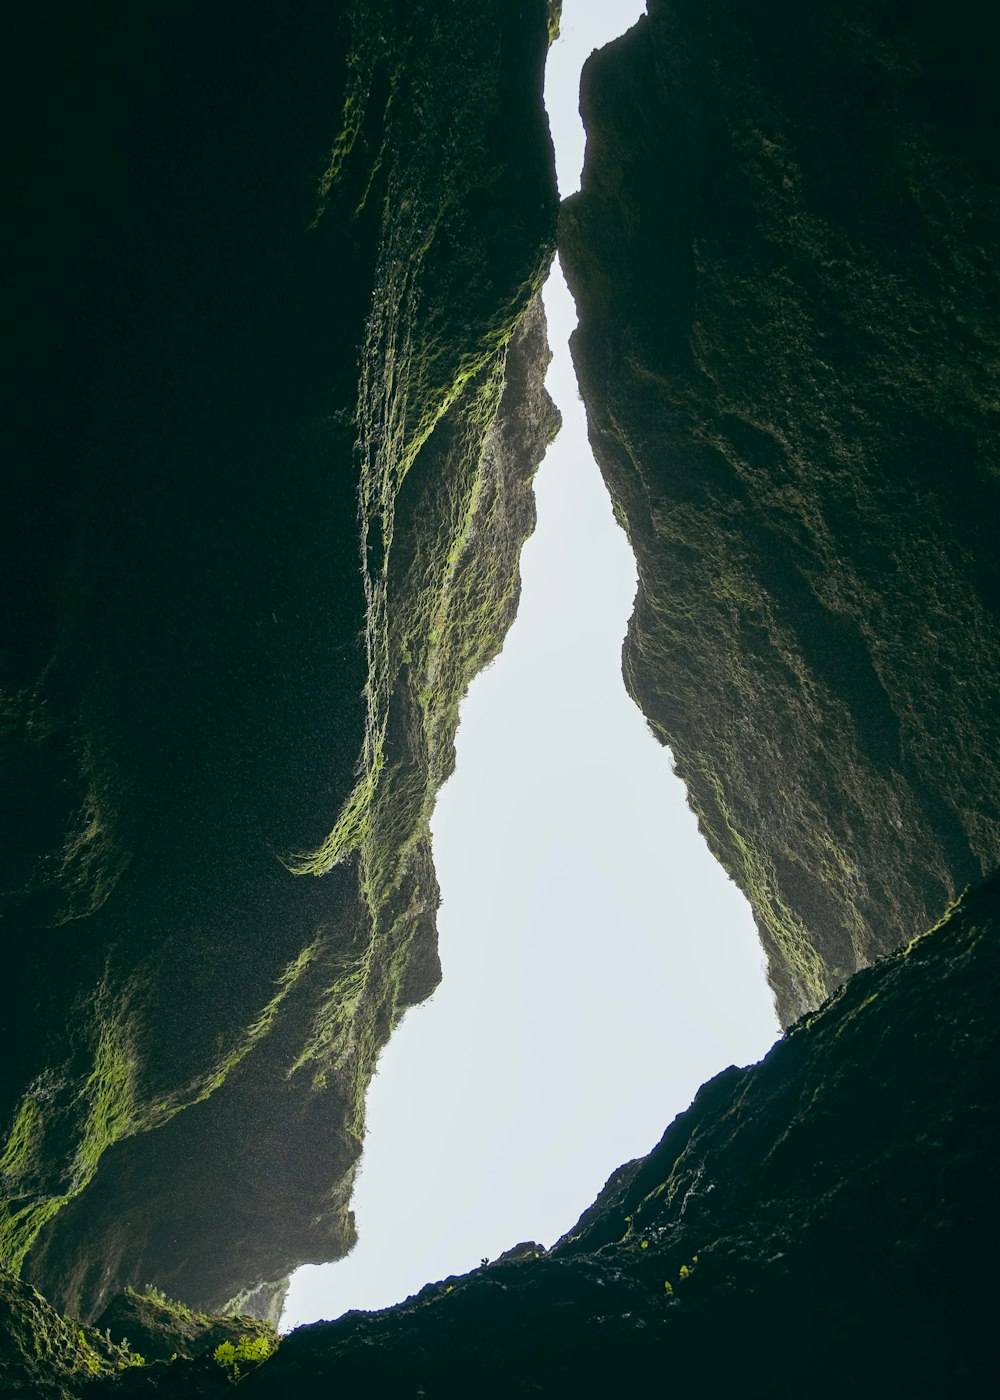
[
  {"left": 560, "top": 0, "right": 1000, "bottom": 1022},
  {"left": 0, "top": 1270, "right": 137, "bottom": 1400},
  {"left": 2, "top": 0, "right": 558, "bottom": 1319}
]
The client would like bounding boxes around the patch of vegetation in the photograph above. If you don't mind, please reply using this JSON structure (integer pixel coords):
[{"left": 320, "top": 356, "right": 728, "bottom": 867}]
[
  {"left": 287, "top": 295, "right": 558, "bottom": 1162},
  {"left": 277, "top": 0, "right": 559, "bottom": 1152},
  {"left": 96, "top": 1287, "right": 278, "bottom": 1368},
  {"left": 0, "top": 1269, "right": 138, "bottom": 1397},
  {"left": 0, "top": 998, "right": 139, "bottom": 1275},
  {"left": 213, "top": 1333, "right": 279, "bottom": 1382}
]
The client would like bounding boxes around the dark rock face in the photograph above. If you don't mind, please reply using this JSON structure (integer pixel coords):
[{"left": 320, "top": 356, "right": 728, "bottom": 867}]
[
  {"left": 560, "top": 0, "right": 1000, "bottom": 1023},
  {"left": 5, "top": 2, "right": 998, "bottom": 1391},
  {"left": 0, "top": 1269, "right": 136, "bottom": 1399},
  {"left": 2, "top": 0, "right": 557, "bottom": 1318}
]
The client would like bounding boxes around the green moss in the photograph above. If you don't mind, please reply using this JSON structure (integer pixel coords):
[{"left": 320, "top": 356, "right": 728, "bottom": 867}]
[
  {"left": 279, "top": 3, "right": 557, "bottom": 1132},
  {"left": 0, "top": 1269, "right": 135, "bottom": 1395},
  {"left": 0, "top": 1099, "right": 43, "bottom": 1185},
  {"left": 1, "top": 940, "right": 325, "bottom": 1275},
  {"left": 288, "top": 304, "right": 554, "bottom": 1128},
  {"left": 0, "top": 1001, "right": 140, "bottom": 1274},
  {"left": 699, "top": 774, "right": 830, "bottom": 1014}
]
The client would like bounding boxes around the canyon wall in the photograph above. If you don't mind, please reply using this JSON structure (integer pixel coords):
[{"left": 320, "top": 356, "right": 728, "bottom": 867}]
[
  {"left": 1, "top": 0, "right": 558, "bottom": 1320},
  {"left": 561, "top": 0, "right": 1000, "bottom": 1022}
]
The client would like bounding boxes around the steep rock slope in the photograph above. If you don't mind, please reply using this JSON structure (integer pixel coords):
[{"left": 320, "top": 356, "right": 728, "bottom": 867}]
[
  {"left": 560, "top": 0, "right": 1000, "bottom": 1021},
  {"left": 77, "top": 872, "right": 997, "bottom": 1397},
  {"left": 1, "top": 0, "right": 558, "bottom": 1319}
]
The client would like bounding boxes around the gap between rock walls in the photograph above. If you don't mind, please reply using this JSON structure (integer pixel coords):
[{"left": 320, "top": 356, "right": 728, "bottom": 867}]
[{"left": 280, "top": 0, "right": 779, "bottom": 1330}]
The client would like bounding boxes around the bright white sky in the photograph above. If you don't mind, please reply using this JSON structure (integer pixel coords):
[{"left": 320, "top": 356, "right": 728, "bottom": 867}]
[{"left": 282, "top": 0, "right": 779, "bottom": 1330}]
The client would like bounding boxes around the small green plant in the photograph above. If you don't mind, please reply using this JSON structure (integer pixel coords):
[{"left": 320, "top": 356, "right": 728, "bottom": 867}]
[
  {"left": 664, "top": 1254, "right": 700, "bottom": 1295},
  {"left": 115, "top": 1336, "right": 145, "bottom": 1369},
  {"left": 213, "top": 1333, "right": 278, "bottom": 1381}
]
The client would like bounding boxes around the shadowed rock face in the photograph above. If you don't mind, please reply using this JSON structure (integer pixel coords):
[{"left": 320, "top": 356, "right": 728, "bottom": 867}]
[
  {"left": 560, "top": 0, "right": 1000, "bottom": 1023},
  {"left": 1, "top": 0, "right": 558, "bottom": 1320}
]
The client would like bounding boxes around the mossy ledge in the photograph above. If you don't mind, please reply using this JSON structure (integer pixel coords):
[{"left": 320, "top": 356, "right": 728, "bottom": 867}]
[
  {"left": 560, "top": 0, "right": 1000, "bottom": 1024},
  {"left": 2, "top": 0, "right": 557, "bottom": 1319}
]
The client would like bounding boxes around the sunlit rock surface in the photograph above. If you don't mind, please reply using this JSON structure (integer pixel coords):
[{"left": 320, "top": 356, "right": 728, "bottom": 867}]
[
  {"left": 1, "top": 0, "right": 557, "bottom": 1320},
  {"left": 560, "top": 0, "right": 1000, "bottom": 1022}
]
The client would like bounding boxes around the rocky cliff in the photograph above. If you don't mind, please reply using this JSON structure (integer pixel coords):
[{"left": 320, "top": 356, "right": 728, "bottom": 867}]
[
  {"left": 2, "top": 0, "right": 558, "bottom": 1320},
  {"left": 560, "top": 0, "right": 1000, "bottom": 1022}
]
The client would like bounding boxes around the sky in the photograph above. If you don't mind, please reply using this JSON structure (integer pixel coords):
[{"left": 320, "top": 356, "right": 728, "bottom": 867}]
[{"left": 281, "top": 0, "right": 779, "bottom": 1331}]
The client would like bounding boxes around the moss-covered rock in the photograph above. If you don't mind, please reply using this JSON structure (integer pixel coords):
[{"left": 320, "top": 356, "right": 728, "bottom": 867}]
[
  {"left": 0, "top": 1270, "right": 140, "bottom": 1399},
  {"left": 2, "top": 0, "right": 557, "bottom": 1317},
  {"left": 560, "top": 0, "right": 1000, "bottom": 1022},
  {"left": 94, "top": 1289, "right": 276, "bottom": 1367}
]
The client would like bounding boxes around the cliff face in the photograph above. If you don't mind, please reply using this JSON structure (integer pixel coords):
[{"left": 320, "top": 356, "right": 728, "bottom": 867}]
[
  {"left": 1, "top": 0, "right": 558, "bottom": 1319},
  {"left": 560, "top": 0, "right": 1000, "bottom": 1023}
]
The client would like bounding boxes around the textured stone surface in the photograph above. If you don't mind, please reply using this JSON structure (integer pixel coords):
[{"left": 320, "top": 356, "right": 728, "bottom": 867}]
[
  {"left": 0, "top": 1270, "right": 136, "bottom": 1399},
  {"left": 1, "top": 0, "right": 557, "bottom": 1318},
  {"left": 560, "top": 0, "right": 1000, "bottom": 1022}
]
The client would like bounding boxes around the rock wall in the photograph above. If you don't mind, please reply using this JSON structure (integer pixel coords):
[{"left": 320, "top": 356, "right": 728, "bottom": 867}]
[
  {"left": 560, "top": 0, "right": 1000, "bottom": 1022},
  {"left": 1, "top": 0, "right": 558, "bottom": 1319}
]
